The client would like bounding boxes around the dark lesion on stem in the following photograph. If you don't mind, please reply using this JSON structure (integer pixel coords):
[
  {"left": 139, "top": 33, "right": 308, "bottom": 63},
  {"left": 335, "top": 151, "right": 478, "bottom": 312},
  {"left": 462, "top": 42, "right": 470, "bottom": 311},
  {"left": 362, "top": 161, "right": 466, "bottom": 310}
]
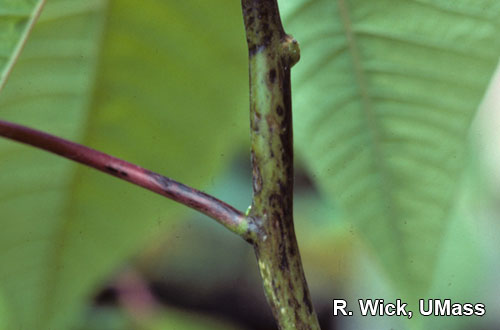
[
  {"left": 241, "top": 0, "right": 320, "bottom": 329},
  {"left": 104, "top": 165, "right": 129, "bottom": 177},
  {"left": 242, "top": 0, "right": 283, "bottom": 54},
  {"left": 242, "top": 0, "right": 300, "bottom": 66}
]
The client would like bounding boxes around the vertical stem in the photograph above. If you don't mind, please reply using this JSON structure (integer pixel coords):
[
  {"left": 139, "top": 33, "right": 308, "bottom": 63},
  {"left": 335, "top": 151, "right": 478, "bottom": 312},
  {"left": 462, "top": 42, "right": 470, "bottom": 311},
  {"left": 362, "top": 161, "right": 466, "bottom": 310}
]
[{"left": 241, "top": 1, "right": 320, "bottom": 329}]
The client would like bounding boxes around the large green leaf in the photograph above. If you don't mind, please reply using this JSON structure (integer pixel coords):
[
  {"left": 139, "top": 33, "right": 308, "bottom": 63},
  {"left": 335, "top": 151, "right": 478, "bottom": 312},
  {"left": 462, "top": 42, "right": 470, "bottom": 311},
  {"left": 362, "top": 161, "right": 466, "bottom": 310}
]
[
  {"left": 280, "top": 0, "right": 500, "bottom": 294},
  {"left": 0, "top": 0, "right": 248, "bottom": 328},
  {"left": 0, "top": 0, "right": 44, "bottom": 90},
  {"left": 76, "top": 305, "right": 243, "bottom": 330}
]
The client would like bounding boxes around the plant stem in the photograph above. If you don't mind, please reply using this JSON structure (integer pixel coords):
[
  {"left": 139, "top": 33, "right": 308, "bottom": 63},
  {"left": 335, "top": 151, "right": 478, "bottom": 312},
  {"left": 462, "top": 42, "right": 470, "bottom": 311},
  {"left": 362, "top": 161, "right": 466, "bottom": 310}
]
[
  {"left": 241, "top": 1, "right": 320, "bottom": 329},
  {"left": 0, "top": 120, "right": 255, "bottom": 241}
]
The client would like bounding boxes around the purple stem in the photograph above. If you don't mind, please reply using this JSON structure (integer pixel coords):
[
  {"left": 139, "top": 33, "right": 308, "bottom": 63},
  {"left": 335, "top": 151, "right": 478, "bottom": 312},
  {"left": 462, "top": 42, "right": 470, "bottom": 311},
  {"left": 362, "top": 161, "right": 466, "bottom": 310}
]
[{"left": 0, "top": 120, "right": 253, "bottom": 240}]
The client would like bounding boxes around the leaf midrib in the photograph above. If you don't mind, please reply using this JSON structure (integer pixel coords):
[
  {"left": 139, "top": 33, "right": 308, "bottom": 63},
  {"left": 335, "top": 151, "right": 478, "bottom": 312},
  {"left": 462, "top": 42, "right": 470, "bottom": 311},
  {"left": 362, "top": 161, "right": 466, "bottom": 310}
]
[
  {"left": 336, "top": 0, "right": 405, "bottom": 256},
  {"left": 0, "top": 0, "right": 46, "bottom": 92},
  {"left": 38, "top": 1, "right": 110, "bottom": 327}
]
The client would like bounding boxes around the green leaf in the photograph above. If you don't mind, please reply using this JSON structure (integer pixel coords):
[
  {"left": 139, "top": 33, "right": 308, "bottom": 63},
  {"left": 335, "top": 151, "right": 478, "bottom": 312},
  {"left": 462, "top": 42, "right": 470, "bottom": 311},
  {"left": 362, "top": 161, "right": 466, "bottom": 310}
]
[
  {"left": 0, "top": 0, "right": 45, "bottom": 91},
  {"left": 75, "top": 306, "right": 243, "bottom": 330},
  {"left": 141, "top": 308, "right": 243, "bottom": 330},
  {"left": 280, "top": 0, "right": 500, "bottom": 294},
  {"left": 0, "top": 0, "right": 248, "bottom": 328}
]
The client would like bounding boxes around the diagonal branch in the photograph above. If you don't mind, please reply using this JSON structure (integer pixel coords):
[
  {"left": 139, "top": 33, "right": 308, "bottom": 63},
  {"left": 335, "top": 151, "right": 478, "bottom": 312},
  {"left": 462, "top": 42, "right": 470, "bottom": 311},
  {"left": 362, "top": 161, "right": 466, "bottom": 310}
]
[{"left": 0, "top": 120, "right": 255, "bottom": 241}]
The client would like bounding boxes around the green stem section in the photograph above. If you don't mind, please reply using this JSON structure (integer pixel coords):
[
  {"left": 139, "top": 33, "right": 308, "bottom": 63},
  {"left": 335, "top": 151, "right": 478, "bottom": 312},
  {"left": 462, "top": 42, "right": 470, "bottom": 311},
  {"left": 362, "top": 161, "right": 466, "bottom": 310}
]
[{"left": 241, "top": 1, "right": 320, "bottom": 329}]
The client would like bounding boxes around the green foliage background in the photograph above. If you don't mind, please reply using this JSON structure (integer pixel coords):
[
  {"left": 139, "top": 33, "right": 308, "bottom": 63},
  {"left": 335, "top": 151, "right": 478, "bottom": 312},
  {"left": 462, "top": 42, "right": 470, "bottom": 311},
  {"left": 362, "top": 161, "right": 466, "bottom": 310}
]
[{"left": 1, "top": 0, "right": 500, "bottom": 329}]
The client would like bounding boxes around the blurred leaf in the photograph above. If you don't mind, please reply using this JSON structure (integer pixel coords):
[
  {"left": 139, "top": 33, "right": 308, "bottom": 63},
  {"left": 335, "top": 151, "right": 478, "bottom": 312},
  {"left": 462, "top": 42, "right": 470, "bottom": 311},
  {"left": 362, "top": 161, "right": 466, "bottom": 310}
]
[
  {"left": 0, "top": 293, "right": 9, "bottom": 330},
  {"left": 141, "top": 308, "right": 242, "bottom": 330},
  {"left": 76, "top": 305, "right": 242, "bottom": 330},
  {"left": 346, "top": 164, "right": 488, "bottom": 330},
  {"left": 76, "top": 307, "right": 133, "bottom": 330},
  {"left": 294, "top": 194, "right": 354, "bottom": 289},
  {"left": 0, "top": 0, "right": 247, "bottom": 328},
  {"left": 0, "top": 0, "right": 45, "bottom": 90},
  {"left": 424, "top": 152, "right": 491, "bottom": 330},
  {"left": 280, "top": 0, "right": 500, "bottom": 294}
]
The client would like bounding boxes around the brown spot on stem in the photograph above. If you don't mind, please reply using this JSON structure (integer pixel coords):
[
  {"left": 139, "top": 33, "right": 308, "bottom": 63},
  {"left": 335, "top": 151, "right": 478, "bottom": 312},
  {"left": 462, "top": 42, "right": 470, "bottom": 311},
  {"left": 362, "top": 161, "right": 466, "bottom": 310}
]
[
  {"left": 294, "top": 309, "right": 301, "bottom": 324},
  {"left": 268, "top": 193, "right": 280, "bottom": 207},
  {"left": 276, "top": 105, "right": 283, "bottom": 116},
  {"left": 302, "top": 285, "right": 313, "bottom": 313},
  {"left": 279, "top": 252, "right": 289, "bottom": 271},
  {"left": 288, "top": 280, "right": 294, "bottom": 292},
  {"left": 251, "top": 152, "right": 263, "bottom": 194},
  {"left": 269, "top": 69, "right": 277, "bottom": 84},
  {"left": 105, "top": 165, "right": 128, "bottom": 177},
  {"left": 249, "top": 44, "right": 257, "bottom": 56}
]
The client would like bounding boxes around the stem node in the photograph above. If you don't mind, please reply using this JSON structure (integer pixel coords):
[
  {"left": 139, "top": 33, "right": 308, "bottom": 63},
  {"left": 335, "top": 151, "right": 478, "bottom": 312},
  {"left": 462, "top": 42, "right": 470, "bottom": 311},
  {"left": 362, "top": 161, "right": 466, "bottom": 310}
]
[{"left": 282, "top": 35, "right": 300, "bottom": 67}]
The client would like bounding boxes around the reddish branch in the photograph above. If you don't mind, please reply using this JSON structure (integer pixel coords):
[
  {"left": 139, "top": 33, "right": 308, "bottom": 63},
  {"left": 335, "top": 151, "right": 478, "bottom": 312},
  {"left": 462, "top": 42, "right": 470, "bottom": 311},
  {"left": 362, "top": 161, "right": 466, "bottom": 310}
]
[{"left": 0, "top": 120, "right": 253, "bottom": 240}]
